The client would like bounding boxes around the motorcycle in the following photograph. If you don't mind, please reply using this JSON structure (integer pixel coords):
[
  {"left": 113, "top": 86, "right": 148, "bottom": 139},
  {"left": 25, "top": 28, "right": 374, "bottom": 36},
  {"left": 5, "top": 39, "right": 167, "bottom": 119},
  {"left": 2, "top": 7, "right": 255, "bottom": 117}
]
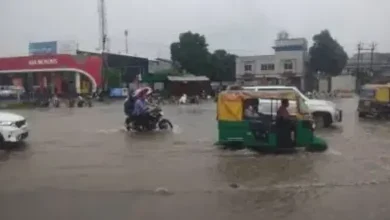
[
  {"left": 76, "top": 95, "right": 93, "bottom": 107},
  {"left": 52, "top": 95, "right": 60, "bottom": 108},
  {"left": 34, "top": 98, "right": 50, "bottom": 108},
  {"left": 125, "top": 105, "right": 173, "bottom": 132}
]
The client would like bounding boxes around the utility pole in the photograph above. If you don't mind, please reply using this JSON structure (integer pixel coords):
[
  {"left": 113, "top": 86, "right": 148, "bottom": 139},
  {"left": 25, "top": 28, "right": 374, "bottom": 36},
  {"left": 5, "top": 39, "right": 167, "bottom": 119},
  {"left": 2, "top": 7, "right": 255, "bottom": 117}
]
[
  {"left": 124, "top": 30, "right": 129, "bottom": 54},
  {"left": 356, "top": 42, "right": 377, "bottom": 89},
  {"left": 369, "top": 42, "right": 377, "bottom": 73},
  {"left": 98, "top": 0, "right": 108, "bottom": 91}
]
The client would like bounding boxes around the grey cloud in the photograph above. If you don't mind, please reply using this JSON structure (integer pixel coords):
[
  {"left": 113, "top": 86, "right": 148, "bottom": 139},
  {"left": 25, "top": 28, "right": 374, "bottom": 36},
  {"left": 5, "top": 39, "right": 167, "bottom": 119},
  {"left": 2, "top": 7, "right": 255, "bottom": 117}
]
[{"left": 1, "top": 0, "right": 389, "bottom": 58}]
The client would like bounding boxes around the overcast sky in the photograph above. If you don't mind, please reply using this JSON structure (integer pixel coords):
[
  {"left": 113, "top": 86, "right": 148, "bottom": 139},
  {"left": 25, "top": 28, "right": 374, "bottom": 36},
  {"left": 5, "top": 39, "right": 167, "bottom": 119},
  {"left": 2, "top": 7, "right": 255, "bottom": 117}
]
[{"left": 1, "top": 0, "right": 389, "bottom": 59}]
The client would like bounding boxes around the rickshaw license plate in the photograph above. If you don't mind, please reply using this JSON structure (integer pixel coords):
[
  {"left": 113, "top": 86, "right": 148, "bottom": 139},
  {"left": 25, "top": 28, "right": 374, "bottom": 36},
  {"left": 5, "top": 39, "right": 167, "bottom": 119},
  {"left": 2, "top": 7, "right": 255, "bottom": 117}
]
[{"left": 364, "top": 101, "right": 370, "bottom": 106}]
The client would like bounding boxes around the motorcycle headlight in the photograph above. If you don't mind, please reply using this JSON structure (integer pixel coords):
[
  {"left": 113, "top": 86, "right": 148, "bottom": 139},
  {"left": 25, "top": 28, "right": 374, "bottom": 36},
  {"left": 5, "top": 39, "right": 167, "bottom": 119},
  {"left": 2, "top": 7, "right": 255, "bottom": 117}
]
[{"left": 0, "top": 121, "right": 15, "bottom": 126}]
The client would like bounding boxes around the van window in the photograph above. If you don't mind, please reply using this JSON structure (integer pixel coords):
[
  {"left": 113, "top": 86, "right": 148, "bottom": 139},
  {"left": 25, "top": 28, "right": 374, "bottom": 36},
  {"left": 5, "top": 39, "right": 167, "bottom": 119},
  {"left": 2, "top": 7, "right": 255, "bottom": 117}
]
[{"left": 257, "top": 98, "right": 297, "bottom": 116}]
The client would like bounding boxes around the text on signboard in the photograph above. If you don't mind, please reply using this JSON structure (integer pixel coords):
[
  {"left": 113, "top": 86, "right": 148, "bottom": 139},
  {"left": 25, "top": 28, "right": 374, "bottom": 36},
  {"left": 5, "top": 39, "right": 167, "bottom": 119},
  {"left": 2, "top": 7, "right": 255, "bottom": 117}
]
[{"left": 28, "top": 58, "right": 58, "bottom": 65}]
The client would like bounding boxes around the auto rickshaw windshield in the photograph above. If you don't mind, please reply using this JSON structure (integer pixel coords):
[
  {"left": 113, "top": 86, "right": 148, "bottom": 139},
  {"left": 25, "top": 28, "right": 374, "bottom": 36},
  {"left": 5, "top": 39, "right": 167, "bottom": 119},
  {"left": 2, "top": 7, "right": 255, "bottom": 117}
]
[{"left": 360, "top": 89, "right": 375, "bottom": 99}]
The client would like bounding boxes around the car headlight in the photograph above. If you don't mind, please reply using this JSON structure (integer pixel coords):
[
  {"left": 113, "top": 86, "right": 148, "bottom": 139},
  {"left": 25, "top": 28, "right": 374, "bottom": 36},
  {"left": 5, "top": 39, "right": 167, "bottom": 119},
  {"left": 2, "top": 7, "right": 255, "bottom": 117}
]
[{"left": 0, "top": 121, "right": 15, "bottom": 126}]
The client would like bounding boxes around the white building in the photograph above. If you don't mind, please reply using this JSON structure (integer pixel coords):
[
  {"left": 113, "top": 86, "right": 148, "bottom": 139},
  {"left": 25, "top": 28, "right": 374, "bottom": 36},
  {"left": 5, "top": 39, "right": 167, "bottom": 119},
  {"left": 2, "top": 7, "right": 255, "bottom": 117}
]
[
  {"left": 236, "top": 38, "right": 308, "bottom": 90},
  {"left": 148, "top": 58, "right": 173, "bottom": 74}
]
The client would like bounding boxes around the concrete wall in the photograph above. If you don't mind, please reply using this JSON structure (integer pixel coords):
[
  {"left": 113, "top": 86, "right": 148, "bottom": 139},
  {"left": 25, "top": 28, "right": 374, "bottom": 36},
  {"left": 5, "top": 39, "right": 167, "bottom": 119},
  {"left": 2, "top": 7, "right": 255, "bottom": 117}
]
[
  {"left": 274, "top": 50, "right": 306, "bottom": 76},
  {"left": 331, "top": 75, "right": 356, "bottom": 91},
  {"left": 235, "top": 55, "right": 276, "bottom": 77}
]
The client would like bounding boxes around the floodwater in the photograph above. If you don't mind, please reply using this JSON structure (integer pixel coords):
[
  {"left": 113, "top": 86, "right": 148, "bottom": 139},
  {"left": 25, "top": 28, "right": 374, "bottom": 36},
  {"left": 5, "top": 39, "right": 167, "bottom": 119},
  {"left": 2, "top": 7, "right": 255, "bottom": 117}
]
[{"left": 1, "top": 97, "right": 390, "bottom": 220}]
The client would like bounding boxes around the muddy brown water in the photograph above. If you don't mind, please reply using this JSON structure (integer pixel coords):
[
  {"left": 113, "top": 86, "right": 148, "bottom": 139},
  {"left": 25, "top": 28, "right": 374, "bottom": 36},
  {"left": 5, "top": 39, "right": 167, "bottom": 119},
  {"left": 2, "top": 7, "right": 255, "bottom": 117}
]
[{"left": 1, "top": 98, "right": 390, "bottom": 219}]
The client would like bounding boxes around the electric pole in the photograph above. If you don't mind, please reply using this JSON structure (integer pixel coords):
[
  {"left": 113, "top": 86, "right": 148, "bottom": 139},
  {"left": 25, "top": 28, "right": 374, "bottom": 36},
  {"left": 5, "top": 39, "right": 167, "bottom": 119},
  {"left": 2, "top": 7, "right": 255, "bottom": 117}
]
[
  {"left": 98, "top": 0, "right": 108, "bottom": 53},
  {"left": 124, "top": 30, "right": 129, "bottom": 54},
  {"left": 355, "top": 42, "right": 377, "bottom": 89},
  {"left": 97, "top": 0, "right": 109, "bottom": 91},
  {"left": 369, "top": 42, "right": 377, "bottom": 73}
]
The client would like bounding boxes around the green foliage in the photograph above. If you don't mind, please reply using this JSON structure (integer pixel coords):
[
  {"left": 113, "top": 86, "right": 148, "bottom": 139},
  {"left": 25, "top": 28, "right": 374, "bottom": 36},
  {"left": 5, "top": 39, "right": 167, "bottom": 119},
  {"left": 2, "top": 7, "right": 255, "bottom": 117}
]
[
  {"left": 105, "top": 68, "right": 122, "bottom": 88},
  {"left": 210, "top": 50, "right": 236, "bottom": 81},
  {"left": 309, "top": 30, "right": 348, "bottom": 76},
  {"left": 170, "top": 31, "right": 236, "bottom": 81}
]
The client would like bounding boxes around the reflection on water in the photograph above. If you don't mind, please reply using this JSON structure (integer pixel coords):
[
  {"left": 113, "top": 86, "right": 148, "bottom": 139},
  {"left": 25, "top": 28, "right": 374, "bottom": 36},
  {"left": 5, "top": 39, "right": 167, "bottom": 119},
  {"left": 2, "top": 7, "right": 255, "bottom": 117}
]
[{"left": 217, "top": 152, "right": 317, "bottom": 188}]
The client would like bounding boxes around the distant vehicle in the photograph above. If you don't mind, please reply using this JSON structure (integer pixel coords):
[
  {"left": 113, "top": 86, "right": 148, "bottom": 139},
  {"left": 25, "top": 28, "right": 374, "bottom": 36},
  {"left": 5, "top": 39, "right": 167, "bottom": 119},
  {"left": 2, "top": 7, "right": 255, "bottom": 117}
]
[
  {"left": 0, "top": 112, "right": 29, "bottom": 147},
  {"left": 0, "top": 89, "right": 17, "bottom": 97},
  {"left": 357, "top": 84, "right": 390, "bottom": 118},
  {"left": 243, "top": 86, "right": 342, "bottom": 128}
]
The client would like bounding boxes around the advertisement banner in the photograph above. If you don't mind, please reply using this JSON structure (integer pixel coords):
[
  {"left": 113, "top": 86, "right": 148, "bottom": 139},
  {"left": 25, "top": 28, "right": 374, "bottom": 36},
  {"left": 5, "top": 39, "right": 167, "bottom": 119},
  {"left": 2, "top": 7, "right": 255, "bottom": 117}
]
[
  {"left": 110, "top": 88, "right": 125, "bottom": 97},
  {"left": 28, "top": 41, "right": 58, "bottom": 55}
]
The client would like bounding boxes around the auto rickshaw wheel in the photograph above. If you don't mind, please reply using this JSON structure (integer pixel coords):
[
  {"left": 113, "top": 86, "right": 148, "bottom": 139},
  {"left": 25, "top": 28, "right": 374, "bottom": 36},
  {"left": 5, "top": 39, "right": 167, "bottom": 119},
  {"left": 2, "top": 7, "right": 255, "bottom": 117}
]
[{"left": 0, "top": 134, "right": 4, "bottom": 148}]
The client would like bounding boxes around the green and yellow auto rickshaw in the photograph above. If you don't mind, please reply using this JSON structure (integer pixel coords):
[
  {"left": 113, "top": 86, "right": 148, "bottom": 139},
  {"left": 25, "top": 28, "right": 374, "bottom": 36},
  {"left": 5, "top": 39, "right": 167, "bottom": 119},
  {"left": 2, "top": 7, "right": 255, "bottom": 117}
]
[
  {"left": 216, "top": 89, "right": 328, "bottom": 152},
  {"left": 358, "top": 84, "right": 390, "bottom": 118}
]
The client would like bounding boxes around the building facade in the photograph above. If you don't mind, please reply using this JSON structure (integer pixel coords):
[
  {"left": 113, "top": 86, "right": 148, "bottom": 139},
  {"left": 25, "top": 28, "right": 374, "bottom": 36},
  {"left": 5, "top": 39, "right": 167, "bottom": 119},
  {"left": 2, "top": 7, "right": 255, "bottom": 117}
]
[
  {"left": 0, "top": 54, "right": 102, "bottom": 94},
  {"left": 236, "top": 38, "right": 308, "bottom": 90},
  {"left": 148, "top": 58, "right": 173, "bottom": 74}
]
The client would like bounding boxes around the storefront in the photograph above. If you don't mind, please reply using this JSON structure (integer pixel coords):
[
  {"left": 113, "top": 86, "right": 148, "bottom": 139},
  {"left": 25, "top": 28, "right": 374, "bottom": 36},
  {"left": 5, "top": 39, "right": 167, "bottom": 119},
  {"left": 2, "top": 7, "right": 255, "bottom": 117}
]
[{"left": 0, "top": 54, "right": 102, "bottom": 95}]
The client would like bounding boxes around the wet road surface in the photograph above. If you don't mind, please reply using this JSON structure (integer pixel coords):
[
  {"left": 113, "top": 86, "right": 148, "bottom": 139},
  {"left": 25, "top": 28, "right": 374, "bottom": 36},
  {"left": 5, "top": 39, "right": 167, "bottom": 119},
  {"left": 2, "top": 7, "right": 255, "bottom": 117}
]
[{"left": 1, "top": 98, "right": 390, "bottom": 219}]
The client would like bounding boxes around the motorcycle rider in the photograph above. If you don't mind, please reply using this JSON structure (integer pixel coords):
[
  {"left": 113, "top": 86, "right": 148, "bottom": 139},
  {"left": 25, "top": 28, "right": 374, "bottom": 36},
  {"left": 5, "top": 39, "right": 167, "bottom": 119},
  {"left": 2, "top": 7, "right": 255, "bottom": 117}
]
[
  {"left": 132, "top": 89, "right": 150, "bottom": 129},
  {"left": 124, "top": 92, "right": 135, "bottom": 131}
]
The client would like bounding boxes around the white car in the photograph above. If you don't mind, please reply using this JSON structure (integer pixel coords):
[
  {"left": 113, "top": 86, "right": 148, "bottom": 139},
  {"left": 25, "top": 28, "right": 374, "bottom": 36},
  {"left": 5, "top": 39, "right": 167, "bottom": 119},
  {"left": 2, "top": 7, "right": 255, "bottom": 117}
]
[
  {"left": 0, "top": 112, "right": 29, "bottom": 146},
  {"left": 243, "top": 86, "right": 342, "bottom": 128}
]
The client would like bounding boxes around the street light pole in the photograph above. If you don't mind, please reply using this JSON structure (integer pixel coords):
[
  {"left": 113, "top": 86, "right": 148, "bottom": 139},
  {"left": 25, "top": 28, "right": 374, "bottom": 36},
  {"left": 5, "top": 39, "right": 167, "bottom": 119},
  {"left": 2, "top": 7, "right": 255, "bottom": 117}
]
[{"left": 124, "top": 30, "right": 129, "bottom": 54}]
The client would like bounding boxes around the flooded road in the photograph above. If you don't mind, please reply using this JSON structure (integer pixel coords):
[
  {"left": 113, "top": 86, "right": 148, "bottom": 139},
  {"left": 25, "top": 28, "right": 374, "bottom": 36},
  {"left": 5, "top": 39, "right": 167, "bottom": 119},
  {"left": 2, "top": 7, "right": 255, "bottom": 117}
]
[{"left": 1, "top": 98, "right": 390, "bottom": 220}]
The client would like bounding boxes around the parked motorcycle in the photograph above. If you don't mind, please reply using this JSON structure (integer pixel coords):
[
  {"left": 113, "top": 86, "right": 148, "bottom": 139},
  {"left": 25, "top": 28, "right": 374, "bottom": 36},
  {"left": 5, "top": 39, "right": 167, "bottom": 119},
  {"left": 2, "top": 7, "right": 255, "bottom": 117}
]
[
  {"left": 125, "top": 105, "right": 173, "bottom": 132},
  {"left": 34, "top": 98, "right": 50, "bottom": 108},
  {"left": 85, "top": 95, "right": 93, "bottom": 107},
  {"left": 52, "top": 96, "right": 60, "bottom": 108},
  {"left": 68, "top": 98, "right": 76, "bottom": 108}
]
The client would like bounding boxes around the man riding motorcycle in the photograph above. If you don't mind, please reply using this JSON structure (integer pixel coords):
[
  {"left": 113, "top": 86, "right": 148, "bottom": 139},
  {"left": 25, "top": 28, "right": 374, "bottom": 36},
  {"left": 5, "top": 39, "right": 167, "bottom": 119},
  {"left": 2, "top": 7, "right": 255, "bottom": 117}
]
[
  {"left": 124, "top": 87, "right": 172, "bottom": 131},
  {"left": 132, "top": 90, "right": 150, "bottom": 128},
  {"left": 124, "top": 87, "right": 152, "bottom": 131}
]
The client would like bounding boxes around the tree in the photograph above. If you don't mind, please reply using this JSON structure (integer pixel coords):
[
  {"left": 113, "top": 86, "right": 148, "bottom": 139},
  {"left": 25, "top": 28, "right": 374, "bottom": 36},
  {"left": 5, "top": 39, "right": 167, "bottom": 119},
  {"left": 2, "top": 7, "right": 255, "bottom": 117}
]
[
  {"left": 170, "top": 31, "right": 211, "bottom": 76},
  {"left": 170, "top": 31, "right": 236, "bottom": 81},
  {"left": 210, "top": 49, "right": 236, "bottom": 81},
  {"left": 309, "top": 30, "right": 348, "bottom": 76},
  {"left": 105, "top": 68, "right": 122, "bottom": 88}
]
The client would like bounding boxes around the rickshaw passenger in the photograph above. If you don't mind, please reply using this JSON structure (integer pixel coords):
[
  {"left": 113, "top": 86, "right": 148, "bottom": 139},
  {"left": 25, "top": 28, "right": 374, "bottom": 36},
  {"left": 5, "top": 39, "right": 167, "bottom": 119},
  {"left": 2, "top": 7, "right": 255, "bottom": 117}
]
[
  {"left": 244, "top": 103, "right": 267, "bottom": 140},
  {"left": 244, "top": 105, "right": 259, "bottom": 119}
]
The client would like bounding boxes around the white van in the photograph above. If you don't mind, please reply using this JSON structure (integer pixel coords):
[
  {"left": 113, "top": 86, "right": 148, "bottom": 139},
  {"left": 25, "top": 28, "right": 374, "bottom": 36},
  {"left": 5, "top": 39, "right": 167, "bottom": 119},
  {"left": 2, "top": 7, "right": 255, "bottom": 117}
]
[
  {"left": 243, "top": 86, "right": 342, "bottom": 128},
  {"left": 0, "top": 112, "right": 29, "bottom": 146}
]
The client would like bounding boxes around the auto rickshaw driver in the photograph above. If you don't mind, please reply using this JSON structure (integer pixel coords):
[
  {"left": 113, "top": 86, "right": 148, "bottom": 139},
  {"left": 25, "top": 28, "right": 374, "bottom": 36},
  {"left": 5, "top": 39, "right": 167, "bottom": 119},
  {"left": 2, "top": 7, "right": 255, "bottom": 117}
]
[
  {"left": 277, "top": 98, "right": 290, "bottom": 119},
  {"left": 276, "top": 98, "right": 295, "bottom": 148}
]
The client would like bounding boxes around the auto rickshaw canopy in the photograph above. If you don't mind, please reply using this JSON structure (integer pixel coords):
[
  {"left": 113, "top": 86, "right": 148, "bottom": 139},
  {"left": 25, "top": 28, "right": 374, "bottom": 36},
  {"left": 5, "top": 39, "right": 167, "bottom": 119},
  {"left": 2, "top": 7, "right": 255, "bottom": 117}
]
[
  {"left": 361, "top": 84, "right": 390, "bottom": 103},
  {"left": 217, "top": 90, "right": 307, "bottom": 122}
]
